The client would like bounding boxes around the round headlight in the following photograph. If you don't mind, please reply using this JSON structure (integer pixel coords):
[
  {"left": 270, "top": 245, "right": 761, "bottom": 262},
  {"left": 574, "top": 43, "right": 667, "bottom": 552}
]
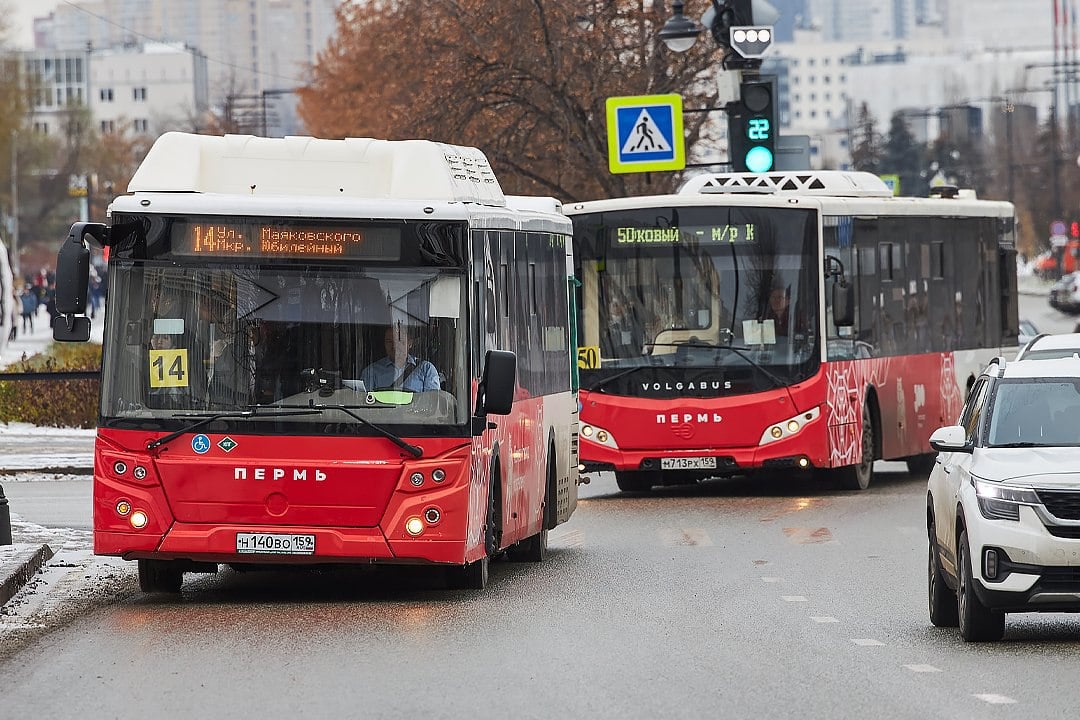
[
  {"left": 130, "top": 510, "right": 148, "bottom": 529},
  {"left": 410, "top": 472, "right": 424, "bottom": 486},
  {"left": 432, "top": 468, "right": 446, "bottom": 483},
  {"left": 770, "top": 426, "right": 783, "bottom": 439},
  {"left": 113, "top": 461, "right": 128, "bottom": 475},
  {"left": 786, "top": 420, "right": 800, "bottom": 433},
  {"left": 596, "top": 430, "right": 609, "bottom": 443},
  {"left": 424, "top": 507, "right": 442, "bottom": 524},
  {"left": 115, "top": 500, "right": 131, "bottom": 516},
  {"left": 405, "top": 516, "right": 425, "bottom": 536},
  {"left": 581, "top": 425, "right": 594, "bottom": 437}
]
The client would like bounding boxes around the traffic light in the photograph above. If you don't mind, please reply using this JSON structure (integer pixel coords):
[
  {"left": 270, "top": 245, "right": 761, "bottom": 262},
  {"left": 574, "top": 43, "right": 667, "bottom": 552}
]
[{"left": 728, "top": 76, "right": 778, "bottom": 173}]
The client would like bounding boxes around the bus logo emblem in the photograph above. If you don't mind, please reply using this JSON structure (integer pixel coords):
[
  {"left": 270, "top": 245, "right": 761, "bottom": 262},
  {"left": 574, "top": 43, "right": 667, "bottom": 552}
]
[{"left": 218, "top": 437, "right": 238, "bottom": 452}]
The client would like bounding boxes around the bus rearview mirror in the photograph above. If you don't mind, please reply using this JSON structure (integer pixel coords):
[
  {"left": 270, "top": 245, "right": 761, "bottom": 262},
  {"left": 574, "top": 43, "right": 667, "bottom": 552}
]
[
  {"left": 832, "top": 281, "right": 855, "bottom": 327},
  {"left": 477, "top": 350, "right": 516, "bottom": 416}
]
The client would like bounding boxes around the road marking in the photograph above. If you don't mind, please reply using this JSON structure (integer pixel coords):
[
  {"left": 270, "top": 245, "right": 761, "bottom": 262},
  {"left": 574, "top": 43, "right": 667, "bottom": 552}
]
[
  {"left": 658, "top": 528, "right": 714, "bottom": 546},
  {"left": 851, "top": 638, "right": 885, "bottom": 646},
  {"left": 783, "top": 527, "right": 834, "bottom": 544},
  {"left": 0, "top": 622, "right": 46, "bottom": 630},
  {"left": 974, "top": 694, "right": 1017, "bottom": 705},
  {"left": 810, "top": 616, "right": 839, "bottom": 623},
  {"left": 904, "top": 664, "right": 942, "bottom": 673},
  {"left": 781, "top": 595, "right": 808, "bottom": 602},
  {"left": 549, "top": 528, "right": 584, "bottom": 549},
  {"left": 761, "top": 576, "right": 783, "bottom": 583}
]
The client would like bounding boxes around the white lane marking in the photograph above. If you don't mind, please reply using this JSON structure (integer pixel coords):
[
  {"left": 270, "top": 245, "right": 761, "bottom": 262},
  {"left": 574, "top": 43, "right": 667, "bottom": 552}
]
[
  {"left": 851, "top": 638, "right": 885, "bottom": 646},
  {"left": 549, "top": 528, "right": 584, "bottom": 549},
  {"left": 974, "top": 694, "right": 1017, "bottom": 705},
  {"left": 781, "top": 595, "right": 808, "bottom": 602},
  {"left": 0, "top": 622, "right": 46, "bottom": 630},
  {"left": 811, "top": 616, "right": 839, "bottom": 623},
  {"left": 657, "top": 528, "right": 714, "bottom": 546},
  {"left": 761, "top": 576, "right": 783, "bottom": 583},
  {"left": 904, "top": 664, "right": 942, "bottom": 673}
]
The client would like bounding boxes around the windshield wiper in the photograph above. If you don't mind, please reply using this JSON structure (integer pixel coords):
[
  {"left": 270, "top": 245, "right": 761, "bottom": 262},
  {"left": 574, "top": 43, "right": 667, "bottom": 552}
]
[
  {"left": 276, "top": 401, "right": 423, "bottom": 458},
  {"left": 587, "top": 362, "right": 661, "bottom": 393},
  {"left": 147, "top": 408, "right": 324, "bottom": 450},
  {"left": 992, "top": 442, "right": 1044, "bottom": 448}
]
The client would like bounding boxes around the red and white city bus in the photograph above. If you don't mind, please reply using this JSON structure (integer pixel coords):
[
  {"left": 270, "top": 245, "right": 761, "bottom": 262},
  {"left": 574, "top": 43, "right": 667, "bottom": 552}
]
[
  {"left": 565, "top": 171, "right": 1017, "bottom": 492},
  {"left": 52, "top": 132, "right": 578, "bottom": 591}
]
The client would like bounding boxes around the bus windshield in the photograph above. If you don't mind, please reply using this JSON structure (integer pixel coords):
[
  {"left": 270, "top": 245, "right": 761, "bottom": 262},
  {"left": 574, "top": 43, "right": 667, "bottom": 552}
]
[
  {"left": 573, "top": 205, "right": 819, "bottom": 394},
  {"left": 100, "top": 261, "right": 469, "bottom": 431}
]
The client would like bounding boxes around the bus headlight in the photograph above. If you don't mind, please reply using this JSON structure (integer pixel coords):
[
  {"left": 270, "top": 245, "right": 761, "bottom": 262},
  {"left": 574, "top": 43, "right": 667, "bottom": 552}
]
[
  {"left": 759, "top": 406, "right": 821, "bottom": 446},
  {"left": 580, "top": 423, "right": 618, "bottom": 449},
  {"left": 405, "top": 516, "right": 425, "bottom": 536},
  {"left": 130, "top": 510, "right": 149, "bottom": 529}
]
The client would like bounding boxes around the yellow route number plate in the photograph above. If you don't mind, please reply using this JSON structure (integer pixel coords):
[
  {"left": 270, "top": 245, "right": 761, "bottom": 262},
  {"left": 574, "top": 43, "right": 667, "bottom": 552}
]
[
  {"left": 577, "top": 346, "right": 600, "bottom": 370},
  {"left": 149, "top": 348, "right": 189, "bottom": 388}
]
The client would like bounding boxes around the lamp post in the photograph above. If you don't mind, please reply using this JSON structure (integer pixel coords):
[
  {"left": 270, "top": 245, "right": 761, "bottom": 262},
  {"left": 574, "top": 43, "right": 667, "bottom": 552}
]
[
  {"left": 658, "top": 1, "right": 703, "bottom": 52},
  {"left": 9, "top": 129, "right": 19, "bottom": 282}
]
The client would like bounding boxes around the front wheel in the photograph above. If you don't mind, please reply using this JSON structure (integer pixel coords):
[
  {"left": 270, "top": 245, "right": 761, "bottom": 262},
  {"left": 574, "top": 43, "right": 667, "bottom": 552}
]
[
  {"left": 138, "top": 559, "right": 183, "bottom": 594},
  {"left": 928, "top": 530, "right": 959, "bottom": 627},
  {"left": 838, "top": 403, "right": 875, "bottom": 490},
  {"left": 958, "top": 530, "right": 1006, "bottom": 642},
  {"left": 507, "top": 529, "right": 548, "bottom": 562},
  {"left": 448, "top": 557, "right": 489, "bottom": 590}
]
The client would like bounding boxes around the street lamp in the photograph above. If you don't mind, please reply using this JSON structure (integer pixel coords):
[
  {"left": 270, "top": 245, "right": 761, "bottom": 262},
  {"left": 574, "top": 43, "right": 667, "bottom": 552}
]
[{"left": 658, "top": 1, "right": 702, "bottom": 52}]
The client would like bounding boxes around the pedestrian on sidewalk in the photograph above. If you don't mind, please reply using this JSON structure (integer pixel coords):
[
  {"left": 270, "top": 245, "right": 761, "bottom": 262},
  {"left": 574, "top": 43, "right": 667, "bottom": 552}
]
[
  {"left": 20, "top": 285, "right": 36, "bottom": 333},
  {"left": 8, "top": 287, "right": 18, "bottom": 341}
]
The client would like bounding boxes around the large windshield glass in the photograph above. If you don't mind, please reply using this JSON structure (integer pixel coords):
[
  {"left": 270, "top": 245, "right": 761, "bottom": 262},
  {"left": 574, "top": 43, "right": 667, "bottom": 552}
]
[
  {"left": 100, "top": 261, "right": 469, "bottom": 432},
  {"left": 572, "top": 205, "right": 819, "bottom": 396},
  {"left": 988, "top": 378, "right": 1080, "bottom": 447}
]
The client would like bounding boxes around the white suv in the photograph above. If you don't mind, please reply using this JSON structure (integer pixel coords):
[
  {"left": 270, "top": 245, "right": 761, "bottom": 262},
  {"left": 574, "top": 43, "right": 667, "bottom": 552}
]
[{"left": 927, "top": 356, "right": 1080, "bottom": 641}]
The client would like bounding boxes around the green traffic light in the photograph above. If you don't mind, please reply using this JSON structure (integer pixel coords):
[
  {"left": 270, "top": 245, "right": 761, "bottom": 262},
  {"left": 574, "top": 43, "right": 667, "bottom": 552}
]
[{"left": 744, "top": 146, "right": 774, "bottom": 173}]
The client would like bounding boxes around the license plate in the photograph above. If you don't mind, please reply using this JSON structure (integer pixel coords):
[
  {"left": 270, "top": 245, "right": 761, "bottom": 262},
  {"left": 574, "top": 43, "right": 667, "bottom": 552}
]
[
  {"left": 661, "top": 457, "right": 717, "bottom": 470},
  {"left": 236, "top": 532, "right": 316, "bottom": 555}
]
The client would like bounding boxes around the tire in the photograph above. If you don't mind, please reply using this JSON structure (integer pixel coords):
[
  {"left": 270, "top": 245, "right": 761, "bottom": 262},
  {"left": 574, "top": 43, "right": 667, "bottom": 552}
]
[
  {"left": 906, "top": 453, "right": 937, "bottom": 477},
  {"left": 928, "top": 530, "right": 959, "bottom": 627},
  {"left": 138, "top": 559, "right": 183, "bottom": 594},
  {"left": 450, "top": 464, "right": 500, "bottom": 589},
  {"left": 615, "top": 470, "right": 659, "bottom": 493},
  {"left": 957, "top": 530, "right": 1006, "bottom": 642},
  {"left": 824, "top": 403, "right": 875, "bottom": 491},
  {"left": 507, "top": 529, "right": 548, "bottom": 563}
]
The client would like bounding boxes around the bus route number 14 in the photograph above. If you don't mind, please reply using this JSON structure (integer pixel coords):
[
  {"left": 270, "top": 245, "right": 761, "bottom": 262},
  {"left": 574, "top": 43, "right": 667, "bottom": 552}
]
[{"left": 149, "top": 348, "right": 190, "bottom": 388}]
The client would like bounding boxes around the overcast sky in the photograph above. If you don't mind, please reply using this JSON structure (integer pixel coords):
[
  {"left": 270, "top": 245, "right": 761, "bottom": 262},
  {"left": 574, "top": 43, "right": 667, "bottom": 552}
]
[{"left": 8, "top": 0, "right": 61, "bottom": 49}]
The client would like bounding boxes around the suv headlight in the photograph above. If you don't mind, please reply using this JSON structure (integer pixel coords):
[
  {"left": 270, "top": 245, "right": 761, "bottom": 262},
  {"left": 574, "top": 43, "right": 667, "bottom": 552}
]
[{"left": 973, "top": 478, "right": 1040, "bottom": 521}]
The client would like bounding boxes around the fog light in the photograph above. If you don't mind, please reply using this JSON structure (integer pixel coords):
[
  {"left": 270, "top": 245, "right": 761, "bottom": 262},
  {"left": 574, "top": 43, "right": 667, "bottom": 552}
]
[
  {"left": 797, "top": 457, "right": 810, "bottom": 469},
  {"left": 410, "top": 472, "right": 424, "bottom": 487},
  {"left": 432, "top": 468, "right": 446, "bottom": 483},
  {"left": 596, "top": 430, "right": 609, "bottom": 443},
  {"left": 405, "top": 516, "right": 425, "bottom": 536},
  {"left": 115, "top": 500, "right": 131, "bottom": 516},
  {"left": 770, "top": 426, "right": 783, "bottom": 439},
  {"left": 984, "top": 548, "right": 999, "bottom": 580},
  {"left": 130, "top": 510, "right": 148, "bottom": 529},
  {"left": 581, "top": 425, "right": 594, "bottom": 437},
  {"left": 424, "top": 507, "right": 442, "bottom": 524},
  {"left": 113, "top": 461, "right": 128, "bottom": 475},
  {"left": 786, "top": 420, "right": 800, "bottom": 433}
]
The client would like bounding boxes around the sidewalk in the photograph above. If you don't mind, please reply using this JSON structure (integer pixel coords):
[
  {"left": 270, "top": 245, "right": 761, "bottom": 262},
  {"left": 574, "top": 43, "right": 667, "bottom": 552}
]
[
  {"left": 1, "top": 310, "right": 99, "bottom": 606},
  {"left": 1017, "top": 273, "right": 1053, "bottom": 297}
]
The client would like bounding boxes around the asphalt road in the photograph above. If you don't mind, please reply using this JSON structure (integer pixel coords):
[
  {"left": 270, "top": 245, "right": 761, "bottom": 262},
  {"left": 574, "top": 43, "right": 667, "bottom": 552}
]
[{"left": 0, "top": 291, "right": 1076, "bottom": 718}]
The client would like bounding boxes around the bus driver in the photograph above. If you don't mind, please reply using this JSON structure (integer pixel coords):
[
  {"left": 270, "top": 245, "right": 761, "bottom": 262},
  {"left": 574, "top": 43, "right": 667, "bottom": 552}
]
[{"left": 360, "top": 324, "right": 441, "bottom": 392}]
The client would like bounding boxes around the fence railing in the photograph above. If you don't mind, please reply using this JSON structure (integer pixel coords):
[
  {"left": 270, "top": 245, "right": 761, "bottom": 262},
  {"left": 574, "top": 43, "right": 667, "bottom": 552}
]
[{"left": 0, "top": 371, "right": 101, "bottom": 381}]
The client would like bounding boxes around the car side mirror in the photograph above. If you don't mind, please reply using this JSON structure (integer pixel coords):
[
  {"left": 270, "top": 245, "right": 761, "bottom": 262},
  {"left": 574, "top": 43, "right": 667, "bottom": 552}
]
[{"left": 929, "top": 425, "right": 972, "bottom": 453}]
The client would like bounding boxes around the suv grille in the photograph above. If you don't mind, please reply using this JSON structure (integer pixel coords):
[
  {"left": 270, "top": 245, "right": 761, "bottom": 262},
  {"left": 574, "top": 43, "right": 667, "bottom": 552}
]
[{"left": 1036, "top": 489, "right": 1080, "bottom": 520}]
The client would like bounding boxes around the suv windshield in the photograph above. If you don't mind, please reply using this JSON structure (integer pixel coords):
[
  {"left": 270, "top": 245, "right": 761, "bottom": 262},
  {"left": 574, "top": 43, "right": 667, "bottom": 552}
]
[{"left": 987, "top": 378, "right": 1080, "bottom": 446}]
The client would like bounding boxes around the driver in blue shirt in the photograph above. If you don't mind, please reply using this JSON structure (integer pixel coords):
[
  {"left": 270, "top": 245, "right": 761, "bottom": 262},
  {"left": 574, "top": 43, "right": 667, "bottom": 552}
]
[{"left": 360, "top": 324, "right": 441, "bottom": 392}]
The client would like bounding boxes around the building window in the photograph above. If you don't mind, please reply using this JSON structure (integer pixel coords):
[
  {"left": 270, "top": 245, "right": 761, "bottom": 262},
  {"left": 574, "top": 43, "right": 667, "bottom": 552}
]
[
  {"left": 133, "top": 87, "right": 147, "bottom": 101},
  {"left": 100, "top": 120, "right": 115, "bottom": 133},
  {"left": 33, "top": 121, "right": 49, "bottom": 134},
  {"left": 100, "top": 88, "right": 114, "bottom": 101},
  {"left": 133, "top": 118, "right": 149, "bottom": 133}
]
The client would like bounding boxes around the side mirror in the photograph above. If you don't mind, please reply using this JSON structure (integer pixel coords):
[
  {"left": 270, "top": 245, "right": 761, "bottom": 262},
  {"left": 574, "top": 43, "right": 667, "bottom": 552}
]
[
  {"left": 52, "top": 314, "right": 91, "bottom": 342},
  {"left": 832, "top": 280, "right": 855, "bottom": 328},
  {"left": 929, "top": 425, "right": 972, "bottom": 453},
  {"left": 476, "top": 349, "right": 516, "bottom": 417}
]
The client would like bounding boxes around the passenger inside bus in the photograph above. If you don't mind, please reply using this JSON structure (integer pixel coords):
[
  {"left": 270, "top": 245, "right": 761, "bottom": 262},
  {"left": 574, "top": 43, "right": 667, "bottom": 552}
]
[{"left": 359, "top": 324, "right": 441, "bottom": 392}]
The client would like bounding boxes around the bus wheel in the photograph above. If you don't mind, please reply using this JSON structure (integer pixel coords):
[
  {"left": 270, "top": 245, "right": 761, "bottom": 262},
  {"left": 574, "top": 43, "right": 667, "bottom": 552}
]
[
  {"left": 906, "top": 453, "right": 937, "bottom": 477},
  {"left": 830, "top": 405, "right": 874, "bottom": 491},
  {"left": 450, "top": 557, "right": 489, "bottom": 590},
  {"left": 508, "top": 529, "right": 548, "bottom": 563},
  {"left": 138, "top": 559, "right": 183, "bottom": 594},
  {"left": 615, "top": 470, "right": 658, "bottom": 493}
]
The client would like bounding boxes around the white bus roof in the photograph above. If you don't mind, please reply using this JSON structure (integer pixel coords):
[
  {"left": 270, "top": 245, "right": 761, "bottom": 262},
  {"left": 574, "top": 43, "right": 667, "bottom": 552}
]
[
  {"left": 565, "top": 170, "right": 1013, "bottom": 219},
  {"left": 127, "top": 132, "right": 506, "bottom": 206}
]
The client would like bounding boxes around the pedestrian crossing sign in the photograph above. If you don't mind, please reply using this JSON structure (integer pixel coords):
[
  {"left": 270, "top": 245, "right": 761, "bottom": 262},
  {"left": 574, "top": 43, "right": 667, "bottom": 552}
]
[{"left": 606, "top": 94, "right": 685, "bottom": 174}]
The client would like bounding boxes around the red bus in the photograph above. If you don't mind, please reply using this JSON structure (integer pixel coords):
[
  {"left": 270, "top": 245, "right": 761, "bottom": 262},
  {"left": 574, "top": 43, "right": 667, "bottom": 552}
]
[
  {"left": 51, "top": 132, "right": 579, "bottom": 591},
  {"left": 565, "top": 172, "right": 1017, "bottom": 491}
]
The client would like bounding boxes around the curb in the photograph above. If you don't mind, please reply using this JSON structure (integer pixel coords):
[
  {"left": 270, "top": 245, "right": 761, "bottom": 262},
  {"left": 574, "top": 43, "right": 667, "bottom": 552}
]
[
  {"left": 0, "top": 543, "right": 54, "bottom": 606},
  {"left": 0, "top": 466, "right": 94, "bottom": 477}
]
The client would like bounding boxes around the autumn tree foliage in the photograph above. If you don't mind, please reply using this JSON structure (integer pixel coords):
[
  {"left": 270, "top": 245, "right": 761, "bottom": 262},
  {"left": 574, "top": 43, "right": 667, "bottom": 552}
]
[{"left": 299, "top": 0, "right": 724, "bottom": 202}]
